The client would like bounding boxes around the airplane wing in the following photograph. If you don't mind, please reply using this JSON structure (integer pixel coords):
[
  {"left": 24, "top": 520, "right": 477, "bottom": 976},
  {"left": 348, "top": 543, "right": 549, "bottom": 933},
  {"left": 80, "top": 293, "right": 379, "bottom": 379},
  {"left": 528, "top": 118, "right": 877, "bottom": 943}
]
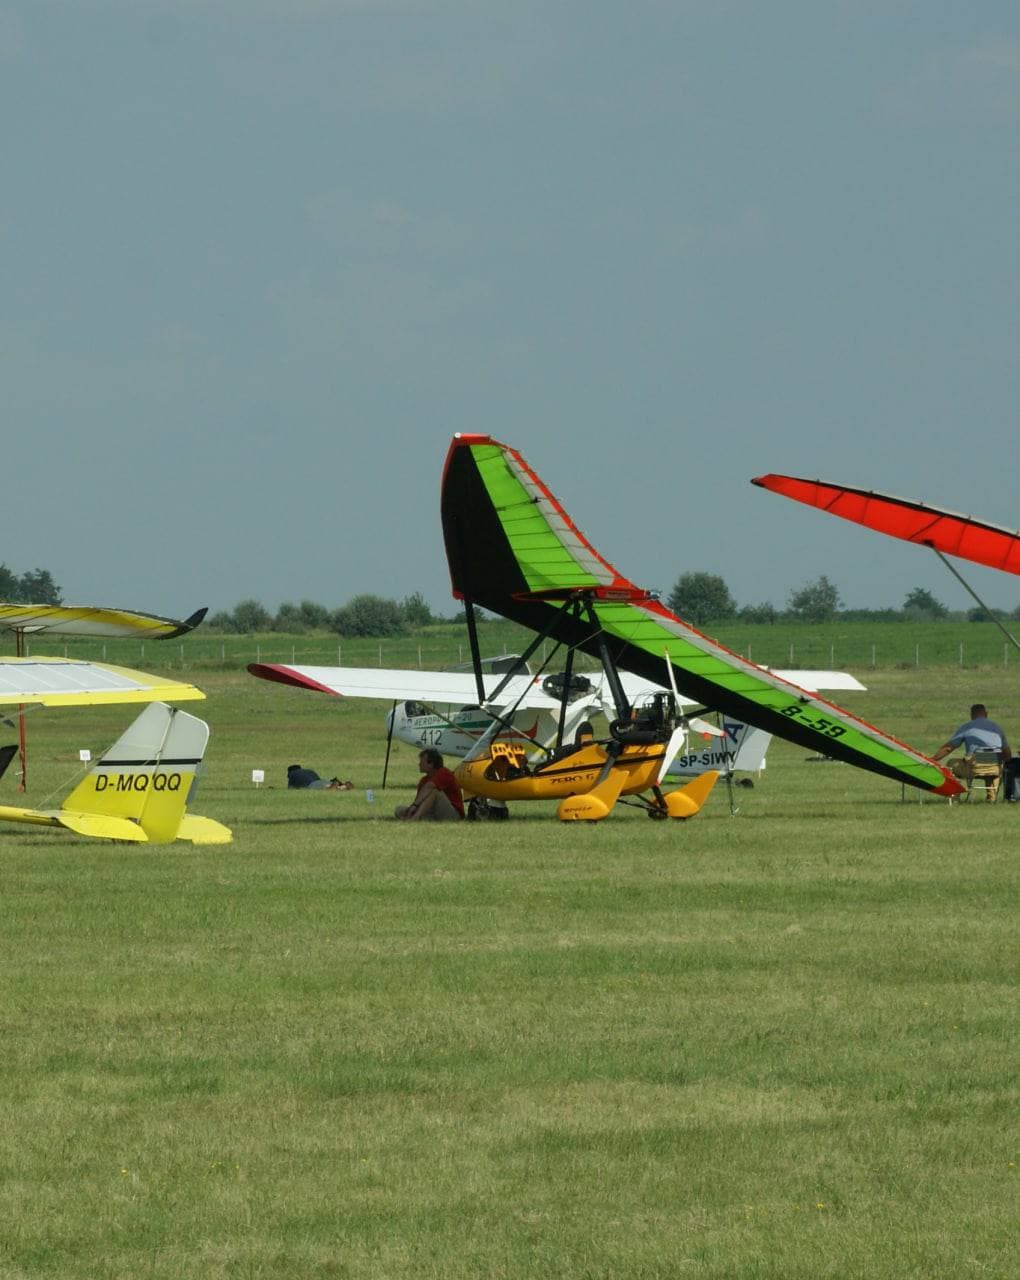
[
  {"left": 606, "top": 668, "right": 865, "bottom": 706},
  {"left": 249, "top": 661, "right": 864, "bottom": 711},
  {"left": 0, "top": 657, "right": 205, "bottom": 707},
  {"left": 440, "top": 434, "right": 962, "bottom": 797},
  {"left": 0, "top": 603, "right": 207, "bottom": 638},
  {"left": 769, "top": 670, "right": 866, "bottom": 691},
  {"left": 247, "top": 663, "right": 571, "bottom": 712}
]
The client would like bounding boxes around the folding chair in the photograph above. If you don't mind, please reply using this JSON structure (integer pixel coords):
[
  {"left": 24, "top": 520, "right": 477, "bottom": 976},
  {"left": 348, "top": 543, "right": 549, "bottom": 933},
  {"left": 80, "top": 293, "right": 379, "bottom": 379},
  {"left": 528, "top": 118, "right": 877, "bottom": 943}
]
[{"left": 960, "top": 749, "right": 1003, "bottom": 803}]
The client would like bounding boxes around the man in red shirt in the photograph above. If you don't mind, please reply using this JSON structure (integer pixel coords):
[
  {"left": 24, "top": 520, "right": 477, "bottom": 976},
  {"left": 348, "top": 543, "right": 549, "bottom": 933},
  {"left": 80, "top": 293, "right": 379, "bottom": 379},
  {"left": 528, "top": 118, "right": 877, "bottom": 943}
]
[{"left": 396, "top": 748, "right": 465, "bottom": 822}]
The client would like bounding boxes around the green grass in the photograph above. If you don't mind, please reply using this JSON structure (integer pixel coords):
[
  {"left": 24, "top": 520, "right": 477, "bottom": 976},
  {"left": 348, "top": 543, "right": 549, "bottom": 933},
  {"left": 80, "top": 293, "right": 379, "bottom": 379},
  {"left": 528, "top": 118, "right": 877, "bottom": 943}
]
[{"left": 0, "top": 666, "right": 1016, "bottom": 1278}]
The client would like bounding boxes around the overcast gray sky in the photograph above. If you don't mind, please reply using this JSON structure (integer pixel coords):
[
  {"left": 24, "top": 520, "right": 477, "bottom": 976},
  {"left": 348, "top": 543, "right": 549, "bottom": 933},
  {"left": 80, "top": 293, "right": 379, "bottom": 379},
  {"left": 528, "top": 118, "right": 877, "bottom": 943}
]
[{"left": 3, "top": 0, "right": 1018, "bottom": 621}]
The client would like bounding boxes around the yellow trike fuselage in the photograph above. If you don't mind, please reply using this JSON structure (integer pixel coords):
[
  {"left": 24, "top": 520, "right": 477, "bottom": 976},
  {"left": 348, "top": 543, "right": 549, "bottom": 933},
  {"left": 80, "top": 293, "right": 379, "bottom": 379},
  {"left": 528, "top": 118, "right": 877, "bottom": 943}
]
[
  {"left": 457, "top": 739, "right": 661, "bottom": 801},
  {"left": 455, "top": 738, "right": 719, "bottom": 821}
]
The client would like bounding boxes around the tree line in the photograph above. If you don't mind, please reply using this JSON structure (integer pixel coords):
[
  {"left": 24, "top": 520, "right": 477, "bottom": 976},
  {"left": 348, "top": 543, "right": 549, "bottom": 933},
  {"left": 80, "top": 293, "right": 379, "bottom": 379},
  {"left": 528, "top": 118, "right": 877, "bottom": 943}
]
[
  {"left": 667, "top": 572, "right": 1020, "bottom": 625},
  {"left": 0, "top": 565, "right": 61, "bottom": 605},
  {"left": 205, "top": 592, "right": 448, "bottom": 636},
  {"left": 6, "top": 563, "right": 1017, "bottom": 633},
  {"left": 207, "top": 573, "right": 1020, "bottom": 636}
]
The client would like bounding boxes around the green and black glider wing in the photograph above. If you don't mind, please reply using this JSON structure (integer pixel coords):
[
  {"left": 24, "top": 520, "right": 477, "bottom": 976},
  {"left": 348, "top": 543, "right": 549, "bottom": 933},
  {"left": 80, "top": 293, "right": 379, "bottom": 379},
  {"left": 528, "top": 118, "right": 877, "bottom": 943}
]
[{"left": 440, "top": 434, "right": 961, "bottom": 796}]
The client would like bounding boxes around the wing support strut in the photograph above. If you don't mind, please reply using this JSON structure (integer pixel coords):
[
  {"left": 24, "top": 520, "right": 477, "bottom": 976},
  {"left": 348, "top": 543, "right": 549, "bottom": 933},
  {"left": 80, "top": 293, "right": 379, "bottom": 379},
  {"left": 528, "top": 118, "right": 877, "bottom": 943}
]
[
  {"left": 463, "top": 597, "right": 487, "bottom": 706},
  {"left": 465, "top": 594, "right": 585, "bottom": 758},
  {"left": 929, "top": 547, "right": 1020, "bottom": 656},
  {"left": 583, "top": 595, "right": 631, "bottom": 722}
]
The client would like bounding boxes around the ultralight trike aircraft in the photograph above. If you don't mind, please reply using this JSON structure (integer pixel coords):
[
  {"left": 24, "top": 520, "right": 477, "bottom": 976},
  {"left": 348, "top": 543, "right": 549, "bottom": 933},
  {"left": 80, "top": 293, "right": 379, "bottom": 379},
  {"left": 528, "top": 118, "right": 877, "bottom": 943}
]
[{"left": 436, "top": 434, "right": 962, "bottom": 813}]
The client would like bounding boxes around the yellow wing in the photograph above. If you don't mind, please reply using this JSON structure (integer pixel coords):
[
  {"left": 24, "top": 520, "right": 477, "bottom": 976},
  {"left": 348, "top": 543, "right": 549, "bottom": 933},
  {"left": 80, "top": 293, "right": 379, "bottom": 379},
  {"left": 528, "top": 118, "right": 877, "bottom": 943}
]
[
  {"left": 0, "top": 657, "right": 205, "bottom": 707},
  {"left": 0, "top": 603, "right": 206, "bottom": 639}
]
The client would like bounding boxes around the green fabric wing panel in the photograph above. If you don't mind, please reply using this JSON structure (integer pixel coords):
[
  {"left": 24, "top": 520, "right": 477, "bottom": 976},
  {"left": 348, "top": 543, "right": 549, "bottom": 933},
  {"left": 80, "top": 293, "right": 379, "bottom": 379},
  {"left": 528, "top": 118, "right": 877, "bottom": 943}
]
[{"left": 591, "top": 598, "right": 948, "bottom": 792}]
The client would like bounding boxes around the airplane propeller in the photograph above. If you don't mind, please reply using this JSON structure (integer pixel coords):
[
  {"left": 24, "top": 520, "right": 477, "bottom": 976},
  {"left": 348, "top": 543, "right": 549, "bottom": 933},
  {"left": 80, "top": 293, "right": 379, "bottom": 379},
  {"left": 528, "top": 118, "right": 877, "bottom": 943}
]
[{"left": 657, "top": 723, "right": 689, "bottom": 785}]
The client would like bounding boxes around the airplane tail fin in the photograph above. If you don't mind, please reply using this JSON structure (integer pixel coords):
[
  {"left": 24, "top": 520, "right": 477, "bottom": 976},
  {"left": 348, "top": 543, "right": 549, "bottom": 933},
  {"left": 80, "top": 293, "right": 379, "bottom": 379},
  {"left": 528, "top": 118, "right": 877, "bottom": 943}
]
[{"left": 53, "top": 703, "right": 231, "bottom": 844}]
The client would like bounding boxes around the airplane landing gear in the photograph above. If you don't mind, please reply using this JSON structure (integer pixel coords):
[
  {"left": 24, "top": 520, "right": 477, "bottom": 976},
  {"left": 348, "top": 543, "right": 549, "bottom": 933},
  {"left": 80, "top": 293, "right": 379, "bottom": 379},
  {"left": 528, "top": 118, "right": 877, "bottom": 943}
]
[{"left": 467, "top": 797, "right": 510, "bottom": 821}]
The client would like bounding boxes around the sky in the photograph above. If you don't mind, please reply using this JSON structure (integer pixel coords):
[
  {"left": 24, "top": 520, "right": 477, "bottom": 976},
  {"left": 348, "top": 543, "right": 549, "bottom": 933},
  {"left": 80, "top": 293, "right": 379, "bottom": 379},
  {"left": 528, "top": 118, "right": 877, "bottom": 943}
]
[{"left": 2, "top": 0, "right": 1019, "bottom": 622}]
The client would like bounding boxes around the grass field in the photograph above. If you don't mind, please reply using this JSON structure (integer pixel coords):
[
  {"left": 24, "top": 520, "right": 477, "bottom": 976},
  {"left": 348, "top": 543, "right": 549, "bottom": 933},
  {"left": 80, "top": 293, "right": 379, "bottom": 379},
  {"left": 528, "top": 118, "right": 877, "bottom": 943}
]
[{"left": 0, "top": 663, "right": 1017, "bottom": 1278}]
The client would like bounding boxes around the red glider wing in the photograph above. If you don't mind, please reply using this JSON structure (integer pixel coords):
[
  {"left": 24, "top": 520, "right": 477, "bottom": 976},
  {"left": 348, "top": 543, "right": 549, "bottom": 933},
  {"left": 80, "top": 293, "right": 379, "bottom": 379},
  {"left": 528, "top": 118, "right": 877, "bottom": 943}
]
[{"left": 751, "top": 475, "right": 1020, "bottom": 575}]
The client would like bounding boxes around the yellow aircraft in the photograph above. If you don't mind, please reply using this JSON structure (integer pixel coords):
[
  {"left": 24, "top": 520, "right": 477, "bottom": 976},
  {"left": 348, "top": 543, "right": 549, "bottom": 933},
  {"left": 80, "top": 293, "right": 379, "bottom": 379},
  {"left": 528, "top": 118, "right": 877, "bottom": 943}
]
[
  {"left": 0, "top": 655, "right": 231, "bottom": 844},
  {"left": 455, "top": 690, "right": 719, "bottom": 821},
  {"left": 0, "top": 601, "right": 208, "bottom": 789}
]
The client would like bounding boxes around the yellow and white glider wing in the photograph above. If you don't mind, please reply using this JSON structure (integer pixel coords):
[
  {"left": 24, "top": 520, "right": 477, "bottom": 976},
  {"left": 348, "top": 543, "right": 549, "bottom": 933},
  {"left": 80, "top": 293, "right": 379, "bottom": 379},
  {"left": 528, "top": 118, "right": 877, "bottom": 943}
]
[
  {"left": 0, "top": 657, "right": 205, "bottom": 707},
  {"left": 0, "top": 604, "right": 207, "bottom": 639}
]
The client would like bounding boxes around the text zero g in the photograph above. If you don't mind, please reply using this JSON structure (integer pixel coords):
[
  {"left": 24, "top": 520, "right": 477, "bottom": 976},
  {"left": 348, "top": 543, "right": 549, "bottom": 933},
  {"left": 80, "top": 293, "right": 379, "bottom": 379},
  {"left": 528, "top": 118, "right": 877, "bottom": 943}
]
[{"left": 95, "top": 773, "right": 183, "bottom": 793}]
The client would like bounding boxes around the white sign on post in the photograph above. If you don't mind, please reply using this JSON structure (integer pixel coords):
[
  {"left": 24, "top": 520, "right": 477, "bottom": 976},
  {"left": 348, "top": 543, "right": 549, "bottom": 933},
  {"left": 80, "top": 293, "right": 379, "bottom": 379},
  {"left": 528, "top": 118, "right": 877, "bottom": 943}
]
[
  {"left": 251, "top": 769, "right": 265, "bottom": 787},
  {"left": 79, "top": 749, "right": 91, "bottom": 763}
]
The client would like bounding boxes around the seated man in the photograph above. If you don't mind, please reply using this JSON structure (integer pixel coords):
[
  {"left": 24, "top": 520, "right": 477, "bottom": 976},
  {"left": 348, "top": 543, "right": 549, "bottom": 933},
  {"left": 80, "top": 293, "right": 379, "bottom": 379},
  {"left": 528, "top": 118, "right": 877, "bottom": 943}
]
[
  {"left": 286, "top": 764, "right": 352, "bottom": 790},
  {"left": 932, "top": 703, "right": 1011, "bottom": 801},
  {"left": 396, "top": 748, "right": 464, "bottom": 821}
]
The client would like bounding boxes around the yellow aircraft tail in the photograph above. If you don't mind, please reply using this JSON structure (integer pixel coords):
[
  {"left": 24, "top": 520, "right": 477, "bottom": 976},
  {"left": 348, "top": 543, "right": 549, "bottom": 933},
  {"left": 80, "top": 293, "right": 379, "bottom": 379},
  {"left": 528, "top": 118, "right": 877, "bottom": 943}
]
[{"left": 0, "top": 703, "right": 232, "bottom": 845}]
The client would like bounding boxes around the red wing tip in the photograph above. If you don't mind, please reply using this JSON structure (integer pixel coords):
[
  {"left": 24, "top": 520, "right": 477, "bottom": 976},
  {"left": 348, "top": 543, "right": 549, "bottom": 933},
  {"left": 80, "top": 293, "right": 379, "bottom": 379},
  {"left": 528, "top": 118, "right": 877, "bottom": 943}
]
[
  {"left": 932, "top": 775, "right": 967, "bottom": 798},
  {"left": 247, "top": 664, "right": 342, "bottom": 697}
]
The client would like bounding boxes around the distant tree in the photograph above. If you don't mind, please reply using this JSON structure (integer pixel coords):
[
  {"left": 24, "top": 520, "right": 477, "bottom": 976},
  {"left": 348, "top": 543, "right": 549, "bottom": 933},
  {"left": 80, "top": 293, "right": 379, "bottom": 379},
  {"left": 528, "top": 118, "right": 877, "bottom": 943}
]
[
  {"left": 738, "top": 601, "right": 778, "bottom": 624},
  {"left": 0, "top": 564, "right": 21, "bottom": 599},
  {"left": 446, "top": 606, "right": 490, "bottom": 623},
  {"left": 297, "top": 600, "right": 331, "bottom": 630},
  {"left": 787, "top": 575, "right": 841, "bottom": 623},
  {"left": 966, "top": 605, "right": 1007, "bottom": 623},
  {"left": 667, "top": 572, "right": 736, "bottom": 626},
  {"left": 231, "top": 599, "right": 273, "bottom": 633},
  {"left": 274, "top": 602, "right": 308, "bottom": 632},
  {"left": 902, "top": 586, "right": 947, "bottom": 619},
  {"left": 18, "top": 568, "right": 61, "bottom": 603},
  {"left": 0, "top": 565, "right": 61, "bottom": 603},
  {"left": 401, "top": 591, "right": 434, "bottom": 628},
  {"left": 275, "top": 600, "right": 330, "bottom": 631},
  {"left": 205, "top": 610, "right": 234, "bottom": 632},
  {"left": 331, "top": 594, "right": 408, "bottom": 637}
]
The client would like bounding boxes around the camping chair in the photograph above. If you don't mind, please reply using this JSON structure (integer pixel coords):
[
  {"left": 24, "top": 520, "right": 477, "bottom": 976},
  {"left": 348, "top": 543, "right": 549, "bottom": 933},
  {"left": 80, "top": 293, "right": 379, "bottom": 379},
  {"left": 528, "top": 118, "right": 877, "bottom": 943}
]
[{"left": 960, "top": 749, "right": 1003, "bottom": 803}]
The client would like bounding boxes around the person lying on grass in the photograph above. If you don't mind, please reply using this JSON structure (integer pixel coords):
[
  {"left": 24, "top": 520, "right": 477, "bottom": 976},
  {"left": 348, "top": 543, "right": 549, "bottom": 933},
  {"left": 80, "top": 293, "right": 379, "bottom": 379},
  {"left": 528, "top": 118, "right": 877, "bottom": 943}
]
[{"left": 286, "top": 764, "right": 353, "bottom": 790}]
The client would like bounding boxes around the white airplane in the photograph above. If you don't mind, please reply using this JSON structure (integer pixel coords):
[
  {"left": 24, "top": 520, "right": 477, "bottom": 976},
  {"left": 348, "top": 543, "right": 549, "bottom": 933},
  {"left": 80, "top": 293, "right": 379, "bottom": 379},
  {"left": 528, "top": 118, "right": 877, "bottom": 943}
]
[{"left": 248, "top": 658, "right": 866, "bottom": 786}]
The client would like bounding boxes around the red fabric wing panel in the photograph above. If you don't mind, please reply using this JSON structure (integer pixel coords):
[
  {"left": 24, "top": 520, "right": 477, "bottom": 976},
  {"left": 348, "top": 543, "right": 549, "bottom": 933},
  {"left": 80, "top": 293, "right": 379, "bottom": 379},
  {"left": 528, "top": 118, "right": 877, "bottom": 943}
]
[{"left": 752, "top": 475, "right": 1020, "bottom": 575}]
